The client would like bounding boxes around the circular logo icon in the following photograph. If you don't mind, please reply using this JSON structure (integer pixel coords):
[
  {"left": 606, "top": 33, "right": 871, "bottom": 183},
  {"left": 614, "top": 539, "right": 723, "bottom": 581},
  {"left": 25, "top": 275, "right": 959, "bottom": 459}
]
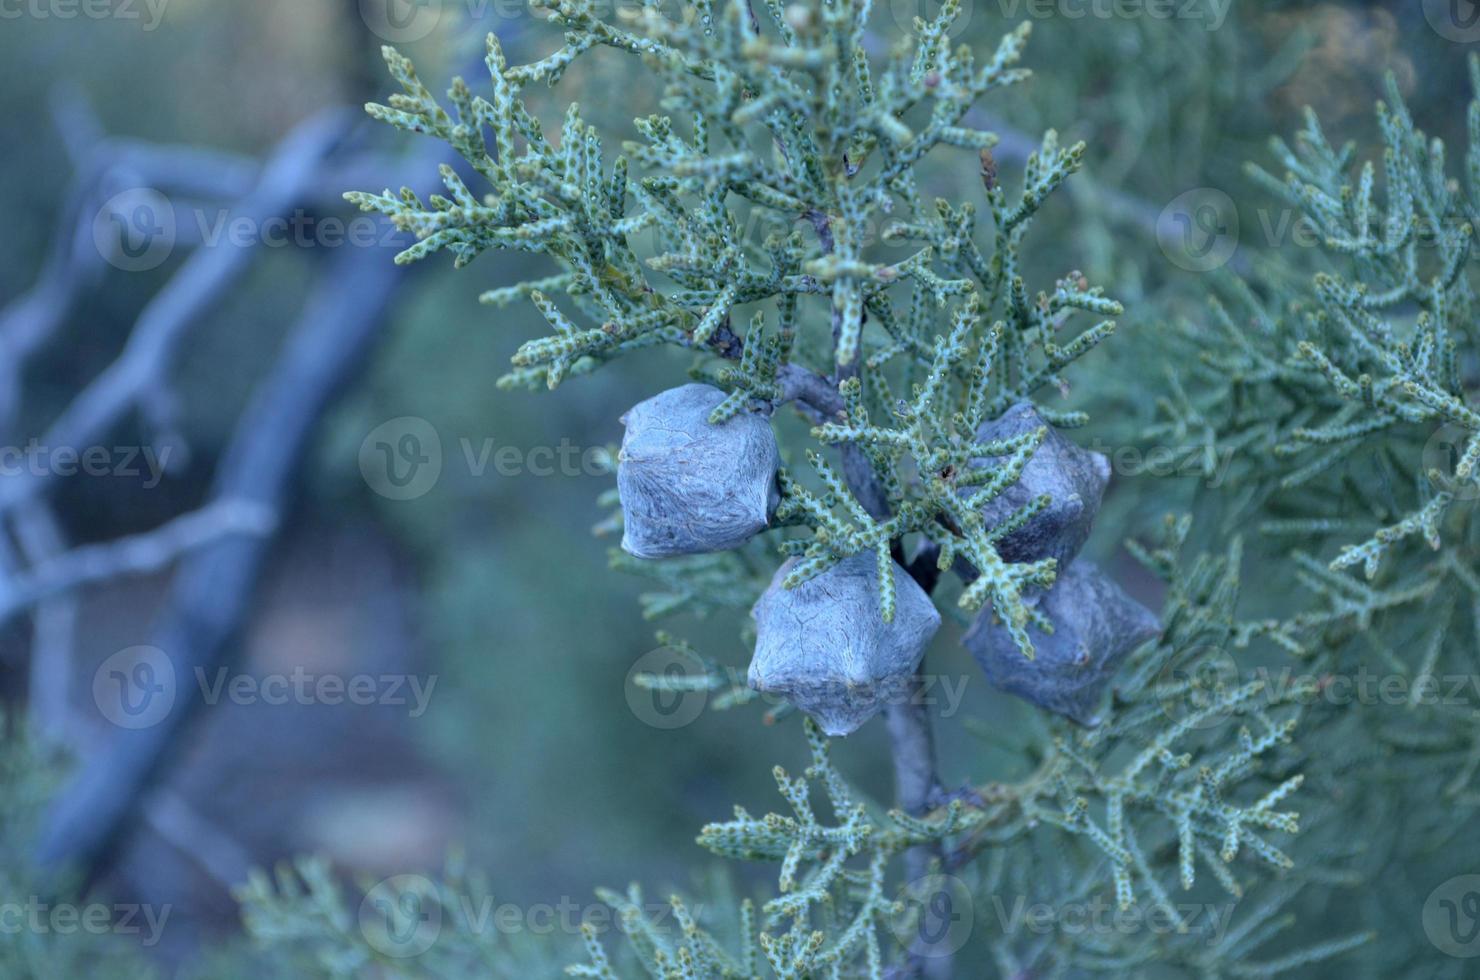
[
  {"left": 624, "top": 646, "right": 710, "bottom": 729},
  {"left": 359, "top": 0, "right": 444, "bottom": 42},
  {"left": 1423, "top": 0, "right": 1480, "bottom": 43},
  {"left": 1155, "top": 645, "right": 1241, "bottom": 729},
  {"left": 1422, "top": 422, "right": 1480, "bottom": 501},
  {"left": 359, "top": 417, "right": 443, "bottom": 501},
  {"left": 93, "top": 646, "right": 177, "bottom": 729},
  {"left": 888, "top": 873, "right": 974, "bottom": 958},
  {"left": 359, "top": 874, "right": 442, "bottom": 958},
  {"left": 1424, "top": 874, "right": 1480, "bottom": 957},
  {"left": 92, "top": 189, "right": 176, "bottom": 272},
  {"left": 1157, "top": 188, "right": 1239, "bottom": 273},
  {"left": 886, "top": 0, "right": 970, "bottom": 38}
]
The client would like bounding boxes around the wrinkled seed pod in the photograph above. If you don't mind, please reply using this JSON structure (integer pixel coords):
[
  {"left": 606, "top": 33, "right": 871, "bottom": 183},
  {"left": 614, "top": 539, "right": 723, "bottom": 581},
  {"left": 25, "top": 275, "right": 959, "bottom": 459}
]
[
  {"left": 968, "top": 401, "right": 1110, "bottom": 570},
  {"left": 618, "top": 384, "right": 780, "bottom": 559},
  {"left": 749, "top": 553, "right": 941, "bottom": 736},
  {"left": 963, "top": 560, "right": 1160, "bottom": 725}
]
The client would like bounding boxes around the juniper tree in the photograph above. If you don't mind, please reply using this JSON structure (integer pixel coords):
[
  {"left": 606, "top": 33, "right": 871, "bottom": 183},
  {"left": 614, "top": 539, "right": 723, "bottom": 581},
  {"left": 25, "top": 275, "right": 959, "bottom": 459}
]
[{"left": 299, "top": 0, "right": 1401, "bottom": 976}]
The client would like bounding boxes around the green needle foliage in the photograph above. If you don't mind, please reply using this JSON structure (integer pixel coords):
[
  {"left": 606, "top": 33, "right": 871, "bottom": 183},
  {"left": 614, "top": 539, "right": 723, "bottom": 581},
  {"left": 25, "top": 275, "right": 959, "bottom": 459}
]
[
  {"left": 1151, "top": 58, "right": 1479, "bottom": 769},
  {"left": 345, "top": 0, "right": 1123, "bottom": 658},
  {"left": 321, "top": 2, "right": 1474, "bottom": 978},
  {"left": 553, "top": 519, "right": 1349, "bottom": 977},
  {"left": 1128, "top": 54, "right": 1480, "bottom": 980}
]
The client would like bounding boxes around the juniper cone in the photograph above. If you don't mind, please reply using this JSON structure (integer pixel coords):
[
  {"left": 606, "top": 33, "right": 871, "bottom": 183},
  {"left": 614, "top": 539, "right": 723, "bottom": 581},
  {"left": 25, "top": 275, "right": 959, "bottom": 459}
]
[
  {"left": 969, "top": 401, "right": 1111, "bottom": 570},
  {"left": 617, "top": 383, "right": 780, "bottom": 559},
  {"left": 749, "top": 553, "right": 941, "bottom": 736},
  {"left": 964, "top": 560, "right": 1160, "bottom": 725}
]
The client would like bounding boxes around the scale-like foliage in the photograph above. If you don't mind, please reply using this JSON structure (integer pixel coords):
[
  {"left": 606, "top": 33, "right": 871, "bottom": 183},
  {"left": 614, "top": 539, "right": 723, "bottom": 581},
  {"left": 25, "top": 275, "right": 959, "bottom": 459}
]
[
  {"left": 1117, "top": 54, "right": 1480, "bottom": 980},
  {"left": 346, "top": 0, "right": 1124, "bottom": 659}
]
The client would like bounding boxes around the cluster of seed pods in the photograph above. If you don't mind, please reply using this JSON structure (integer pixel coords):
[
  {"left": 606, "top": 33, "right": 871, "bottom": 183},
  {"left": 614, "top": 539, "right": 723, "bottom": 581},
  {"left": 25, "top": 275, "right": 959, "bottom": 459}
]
[{"left": 617, "top": 388, "right": 1158, "bottom": 734}]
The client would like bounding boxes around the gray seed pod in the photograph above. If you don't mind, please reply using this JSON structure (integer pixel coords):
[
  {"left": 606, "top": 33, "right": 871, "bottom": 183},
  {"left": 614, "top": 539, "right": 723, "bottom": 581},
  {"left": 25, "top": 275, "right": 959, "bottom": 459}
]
[
  {"left": 968, "top": 401, "right": 1110, "bottom": 570},
  {"left": 618, "top": 383, "right": 780, "bottom": 559},
  {"left": 748, "top": 553, "right": 941, "bottom": 736},
  {"left": 963, "top": 560, "right": 1160, "bottom": 726}
]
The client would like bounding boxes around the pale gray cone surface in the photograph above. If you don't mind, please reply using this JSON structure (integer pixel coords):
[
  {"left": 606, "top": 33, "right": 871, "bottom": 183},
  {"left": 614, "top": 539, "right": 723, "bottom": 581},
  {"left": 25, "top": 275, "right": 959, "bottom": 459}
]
[
  {"left": 618, "top": 383, "right": 780, "bottom": 559},
  {"left": 968, "top": 401, "right": 1111, "bottom": 570},
  {"left": 963, "top": 559, "right": 1161, "bottom": 725},
  {"left": 748, "top": 553, "right": 942, "bottom": 736}
]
